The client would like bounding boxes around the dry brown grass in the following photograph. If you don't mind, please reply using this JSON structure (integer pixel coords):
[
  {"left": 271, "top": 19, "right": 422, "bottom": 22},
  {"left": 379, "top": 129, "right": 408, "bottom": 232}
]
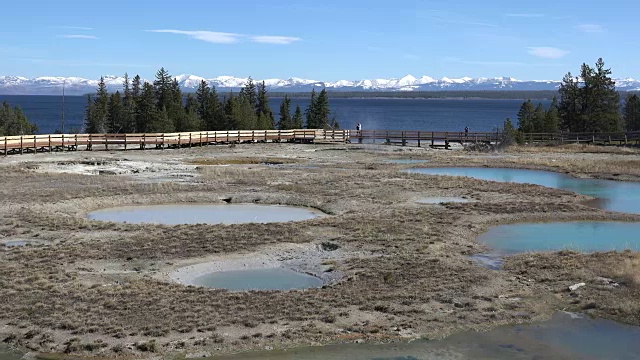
[
  {"left": 611, "top": 253, "right": 640, "bottom": 287},
  {"left": 187, "top": 157, "right": 300, "bottom": 166},
  {"left": 507, "top": 143, "right": 640, "bottom": 155}
]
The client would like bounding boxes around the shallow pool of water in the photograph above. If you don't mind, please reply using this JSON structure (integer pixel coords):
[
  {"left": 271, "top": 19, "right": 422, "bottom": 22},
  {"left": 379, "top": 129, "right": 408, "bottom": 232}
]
[
  {"left": 191, "top": 268, "right": 324, "bottom": 291},
  {"left": 87, "top": 204, "right": 324, "bottom": 225},
  {"left": 0, "top": 345, "right": 21, "bottom": 360},
  {"left": 407, "top": 167, "right": 640, "bottom": 214},
  {"left": 1, "top": 239, "right": 47, "bottom": 247},
  {"left": 208, "top": 312, "right": 640, "bottom": 359},
  {"left": 417, "top": 197, "right": 472, "bottom": 204},
  {"left": 477, "top": 221, "right": 640, "bottom": 254}
]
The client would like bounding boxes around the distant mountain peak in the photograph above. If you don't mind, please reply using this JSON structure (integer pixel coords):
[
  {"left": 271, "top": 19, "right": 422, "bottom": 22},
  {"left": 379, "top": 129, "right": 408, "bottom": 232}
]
[{"left": 1, "top": 73, "right": 639, "bottom": 95}]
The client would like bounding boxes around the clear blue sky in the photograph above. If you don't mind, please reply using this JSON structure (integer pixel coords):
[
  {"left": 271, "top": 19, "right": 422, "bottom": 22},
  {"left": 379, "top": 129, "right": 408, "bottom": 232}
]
[{"left": 1, "top": 0, "right": 637, "bottom": 81}]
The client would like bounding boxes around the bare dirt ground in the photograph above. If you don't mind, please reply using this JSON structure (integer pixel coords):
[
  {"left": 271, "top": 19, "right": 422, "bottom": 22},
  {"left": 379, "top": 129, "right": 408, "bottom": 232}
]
[{"left": 1, "top": 142, "right": 640, "bottom": 359}]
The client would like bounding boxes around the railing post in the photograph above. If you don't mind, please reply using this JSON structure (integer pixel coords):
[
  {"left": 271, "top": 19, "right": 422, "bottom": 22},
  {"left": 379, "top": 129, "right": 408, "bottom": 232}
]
[
  {"left": 3, "top": 136, "right": 7, "bottom": 156},
  {"left": 124, "top": 134, "right": 128, "bottom": 150},
  {"left": 105, "top": 134, "right": 109, "bottom": 150},
  {"left": 417, "top": 131, "right": 421, "bottom": 147},
  {"left": 20, "top": 135, "right": 23, "bottom": 155}
]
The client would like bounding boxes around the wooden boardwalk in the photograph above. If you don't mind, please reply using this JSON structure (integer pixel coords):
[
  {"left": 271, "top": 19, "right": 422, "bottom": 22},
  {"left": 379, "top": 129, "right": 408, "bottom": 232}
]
[{"left": 1, "top": 129, "right": 639, "bottom": 156}]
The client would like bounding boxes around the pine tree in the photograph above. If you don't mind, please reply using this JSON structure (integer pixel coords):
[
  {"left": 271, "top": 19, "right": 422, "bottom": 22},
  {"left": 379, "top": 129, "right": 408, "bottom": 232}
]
[
  {"left": 208, "top": 87, "right": 225, "bottom": 130},
  {"left": 223, "top": 94, "right": 239, "bottom": 130},
  {"left": 83, "top": 95, "right": 94, "bottom": 134},
  {"left": 558, "top": 59, "right": 622, "bottom": 133},
  {"left": 292, "top": 104, "right": 304, "bottom": 129},
  {"left": 85, "top": 77, "right": 109, "bottom": 133},
  {"left": 517, "top": 99, "right": 535, "bottom": 133},
  {"left": 107, "top": 91, "right": 125, "bottom": 133},
  {"left": 167, "top": 78, "right": 186, "bottom": 131},
  {"left": 590, "top": 58, "right": 622, "bottom": 132},
  {"left": 0, "top": 102, "right": 37, "bottom": 136},
  {"left": 305, "top": 88, "right": 317, "bottom": 128},
  {"left": 543, "top": 97, "right": 560, "bottom": 133},
  {"left": 131, "top": 75, "right": 144, "bottom": 132},
  {"left": 256, "top": 81, "right": 275, "bottom": 129},
  {"left": 148, "top": 106, "right": 174, "bottom": 133},
  {"left": 531, "top": 103, "right": 545, "bottom": 132},
  {"left": 278, "top": 95, "right": 293, "bottom": 130},
  {"left": 237, "top": 96, "right": 257, "bottom": 129},
  {"left": 315, "top": 88, "right": 331, "bottom": 129},
  {"left": 624, "top": 94, "right": 640, "bottom": 131},
  {"left": 136, "top": 82, "right": 159, "bottom": 133},
  {"left": 224, "top": 92, "right": 257, "bottom": 130},
  {"left": 153, "top": 67, "right": 173, "bottom": 111},
  {"left": 121, "top": 73, "right": 136, "bottom": 133},
  {"left": 196, "top": 80, "right": 210, "bottom": 122},
  {"left": 558, "top": 72, "right": 581, "bottom": 131},
  {"left": 501, "top": 117, "right": 517, "bottom": 145},
  {"left": 183, "top": 94, "right": 203, "bottom": 131},
  {"left": 240, "top": 77, "right": 258, "bottom": 110}
]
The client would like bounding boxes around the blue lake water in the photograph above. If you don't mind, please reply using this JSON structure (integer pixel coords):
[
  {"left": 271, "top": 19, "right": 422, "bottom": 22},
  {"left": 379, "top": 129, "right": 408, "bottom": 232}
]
[
  {"left": 407, "top": 167, "right": 640, "bottom": 214},
  {"left": 0, "top": 95, "right": 549, "bottom": 134},
  {"left": 478, "top": 222, "right": 640, "bottom": 254},
  {"left": 192, "top": 268, "right": 323, "bottom": 291},
  {"left": 207, "top": 312, "right": 640, "bottom": 360},
  {"left": 88, "top": 204, "right": 324, "bottom": 225}
]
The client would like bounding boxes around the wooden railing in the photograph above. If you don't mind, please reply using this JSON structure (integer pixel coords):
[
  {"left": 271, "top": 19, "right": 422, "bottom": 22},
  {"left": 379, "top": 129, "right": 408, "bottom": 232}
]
[
  {"left": 0, "top": 129, "right": 321, "bottom": 155},
  {"left": 2, "top": 129, "right": 640, "bottom": 155},
  {"left": 519, "top": 131, "right": 640, "bottom": 145}
]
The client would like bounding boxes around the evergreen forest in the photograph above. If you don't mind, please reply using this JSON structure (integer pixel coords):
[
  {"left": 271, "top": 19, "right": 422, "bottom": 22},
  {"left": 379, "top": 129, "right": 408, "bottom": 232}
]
[
  {"left": 84, "top": 68, "right": 339, "bottom": 134},
  {"left": 513, "top": 58, "right": 640, "bottom": 134}
]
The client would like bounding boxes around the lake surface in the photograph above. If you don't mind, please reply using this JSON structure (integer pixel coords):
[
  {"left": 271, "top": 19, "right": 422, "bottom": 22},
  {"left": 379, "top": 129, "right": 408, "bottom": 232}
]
[
  {"left": 87, "top": 204, "right": 324, "bottom": 225},
  {"left": 0, "top": 95, "right": 549, "bottom": 134},
  {"left": 478, "top": 222, "right": 640, "bottom": 254},
  {"left": 208, "top": 312, "right": 640, "bottom": 360},
  {"left": 407, "top": 167, "right": 640, "bottom": 214},
  {"left": 192, "top": 268, "right": 323, "bottom": 291}
]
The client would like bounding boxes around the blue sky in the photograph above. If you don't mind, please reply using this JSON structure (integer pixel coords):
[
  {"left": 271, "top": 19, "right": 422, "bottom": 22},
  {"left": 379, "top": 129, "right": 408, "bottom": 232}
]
[{"left": 0, "top": 0, "right": 637, "bottom": 81}]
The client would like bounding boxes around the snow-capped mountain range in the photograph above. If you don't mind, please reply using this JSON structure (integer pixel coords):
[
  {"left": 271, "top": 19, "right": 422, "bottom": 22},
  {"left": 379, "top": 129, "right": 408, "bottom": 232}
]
[{"left": 1, "top": 74, "right": 639, "bottom": 95}]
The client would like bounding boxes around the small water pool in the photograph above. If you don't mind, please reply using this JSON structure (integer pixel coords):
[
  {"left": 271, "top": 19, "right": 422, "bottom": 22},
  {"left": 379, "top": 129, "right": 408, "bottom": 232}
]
[
  {"left": 1, "top": 239, "right": 47, "bottom": 248},
  {"left": 0, "top": 345, "right": 21, "bottom": 360},
  {"left": 87, "top": 204, "right": 324, "bottom": 225},
  {"left": 191, "top": 268, "right": 323, "bottom": 291},
  {"left": 477, "top": 221, "right": 640, "bottom": 254},
  {"left": 406, "top": 167, "right": 640, "bottom": 214},
  {"left": 204, "top": 311, "right": 640, "bottom": 359}
]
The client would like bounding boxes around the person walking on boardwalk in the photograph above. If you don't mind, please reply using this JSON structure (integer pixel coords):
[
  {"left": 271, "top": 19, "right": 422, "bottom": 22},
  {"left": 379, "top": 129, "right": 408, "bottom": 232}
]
[
  {"left": 356, "top": 123, "right": 362, "bottom": 143},
  {"left": 464, "top": 126, "right": 469, "bottom": 140}
]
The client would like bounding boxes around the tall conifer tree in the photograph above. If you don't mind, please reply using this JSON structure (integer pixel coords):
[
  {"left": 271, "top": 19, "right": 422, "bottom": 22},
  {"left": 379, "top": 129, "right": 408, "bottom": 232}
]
[{"left": 624, "top": 94, "right": 640, "bottom": 132}]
